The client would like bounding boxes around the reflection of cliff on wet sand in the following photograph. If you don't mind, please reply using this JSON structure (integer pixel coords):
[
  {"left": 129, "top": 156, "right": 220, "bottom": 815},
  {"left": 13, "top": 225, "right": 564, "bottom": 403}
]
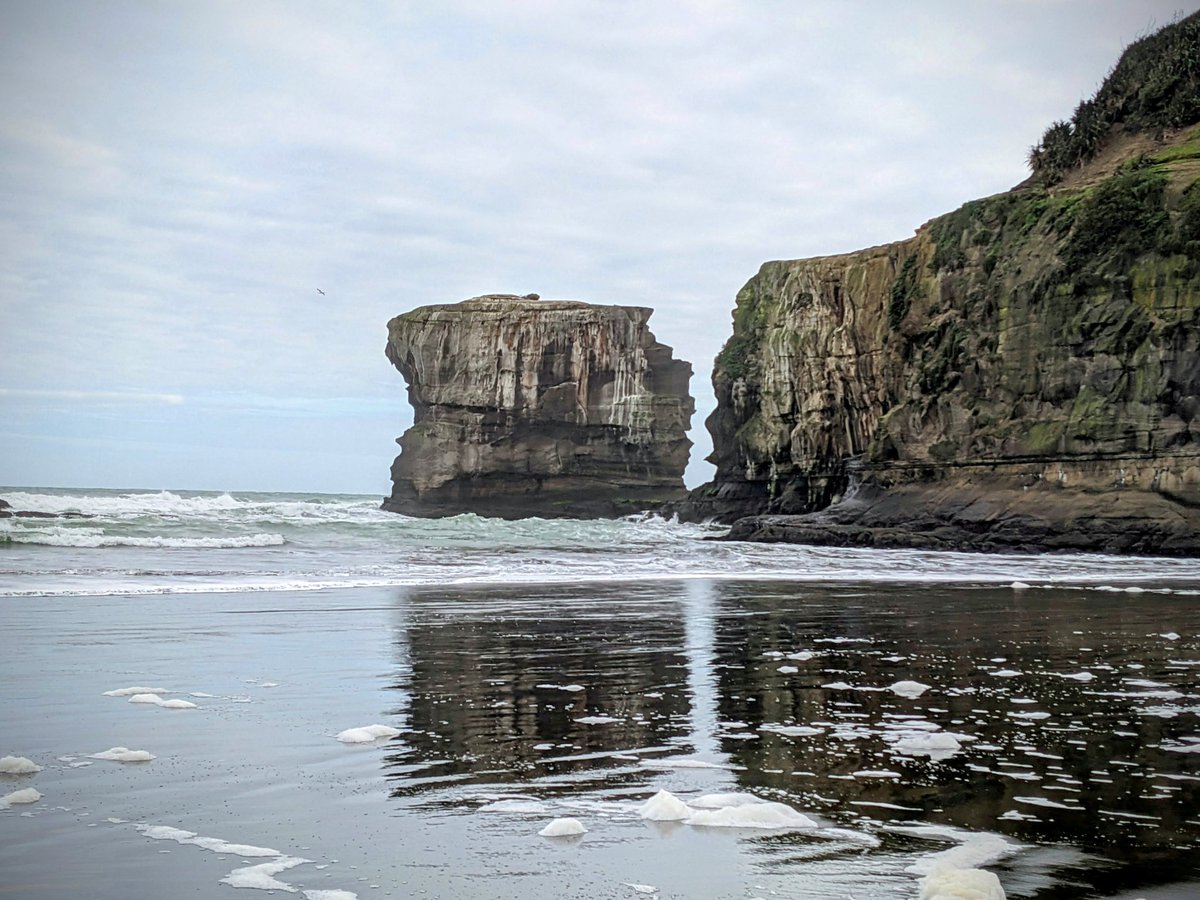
[
  {"left": 383, "top": 582, "right": 696, "bottom": 798},
  {"left": 378, "top": 578, "right": 1200, "bottom": 895},
  {"left": 708, "top": 582, "right": 1200, "bottom": 893}
]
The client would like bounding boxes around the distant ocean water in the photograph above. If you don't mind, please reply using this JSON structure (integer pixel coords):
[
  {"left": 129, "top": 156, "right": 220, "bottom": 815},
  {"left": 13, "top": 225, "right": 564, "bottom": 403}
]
[{"left": 4, "top": 486, "right": 1200, "bottom": 598}]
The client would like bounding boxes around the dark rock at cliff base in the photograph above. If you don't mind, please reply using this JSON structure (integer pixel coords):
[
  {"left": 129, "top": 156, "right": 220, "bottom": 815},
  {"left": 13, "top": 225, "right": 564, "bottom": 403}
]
[
  {"left": 383, "top": 294, "right": 694, "bottom": 519},
  {"left": 676, "top": 15, "right": 1200, "bottom": 555},
  {"left": 721, "top": 480, "right": 1200, "bottom": 557}
]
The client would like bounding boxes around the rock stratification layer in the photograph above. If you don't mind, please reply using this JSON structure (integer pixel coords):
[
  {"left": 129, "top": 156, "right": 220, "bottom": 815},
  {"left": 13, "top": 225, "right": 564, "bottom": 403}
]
[
  {"left": 679, "top": 15, "right": 1200, "bottom": 554},
  {"left": 384, "top": 295, "right": 693, "bottom": 519}
]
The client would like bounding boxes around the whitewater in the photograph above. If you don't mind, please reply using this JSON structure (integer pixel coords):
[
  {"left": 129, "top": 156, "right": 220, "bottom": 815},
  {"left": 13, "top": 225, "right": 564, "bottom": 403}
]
[{"left": 4, "top": 487, "right": 1200, "bottom": 598}]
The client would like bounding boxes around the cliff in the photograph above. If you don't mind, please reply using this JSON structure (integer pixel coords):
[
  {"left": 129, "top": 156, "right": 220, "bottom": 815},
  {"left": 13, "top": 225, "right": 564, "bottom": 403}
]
[
  {"left": 681, "top": 14, "right": 1200, "bottom": 555},
  {"left": 383, "top": 294, "right": 694, "bottom": 519}
]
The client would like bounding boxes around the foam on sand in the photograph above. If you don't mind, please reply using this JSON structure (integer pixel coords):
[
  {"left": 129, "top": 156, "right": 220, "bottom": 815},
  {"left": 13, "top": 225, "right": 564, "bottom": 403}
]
[
  {"left": 220, "top": 856, "right": 310, "bottom": 891},
  {"left": 303, "top": 892, "right": 358, "bottom": 900},
  {"left": 135, "top": 823, "right": 281, "bottom": 857},
  {"left": 538, "top": 817, "right": 588, "bottom": 837},
  {"left": 890, "top": 680, "right": 931, "bottom": 699},
  {"left": 686, "top": 801, "right": 817, "bottom": 830},
  {"left": 759, "top": 723, "right": 824, "bottom": 737},
  {"left": 335, "top": 724, "right": 401, "bottom": 744},
  {"left": 129, "top": 694, "right": 197, "bottom": 709},
  {"left": 891, "top": 732, "right": 964, "bottom": 761},
  {"left": 687, "top": 793, "right": 764, "bottom": 810},
  {"left": 918, "top": 866, "right": 1006, "bottom": 900},
  {"left": 89, "top": 747, "right": 155, "bottom": 763},
  {"left": 2, "top": 787, "right": 42, "bottom": 806},
  {"left": 637, "top": 789, "right": 691, "bottom": 821},
  {"left": 0, "top": 755, "right": 42, "bottom": 774},
  {"left": 901, "top": 824, "right": 1017, "bottom": 899},
  {"left": 621, "top": 884, "right": 658, "bottom": 895}
]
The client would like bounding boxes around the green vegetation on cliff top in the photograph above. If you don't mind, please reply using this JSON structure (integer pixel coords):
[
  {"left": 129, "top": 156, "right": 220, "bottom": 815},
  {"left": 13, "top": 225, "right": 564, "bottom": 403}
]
[{"left": 1028, "top": 10, "right": 1200, "bottom": 179}]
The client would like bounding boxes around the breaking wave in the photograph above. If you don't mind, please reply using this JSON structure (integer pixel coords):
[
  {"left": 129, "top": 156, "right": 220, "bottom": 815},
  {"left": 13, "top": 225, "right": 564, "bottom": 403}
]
[{"left": 4, "top": 486, "right": 1200, "bottom": 598}]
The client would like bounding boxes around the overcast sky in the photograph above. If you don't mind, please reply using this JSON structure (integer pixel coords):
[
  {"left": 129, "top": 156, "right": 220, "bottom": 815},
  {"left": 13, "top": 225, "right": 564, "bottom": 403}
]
[{"left": 1, "top": 1, "right": 1190, "bottom": 494}]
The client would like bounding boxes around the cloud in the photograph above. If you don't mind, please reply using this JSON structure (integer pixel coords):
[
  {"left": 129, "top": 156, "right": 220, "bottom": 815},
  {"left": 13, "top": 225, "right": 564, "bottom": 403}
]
[
  {"left": 1, "top": 0, "right": 1190, "bottom": 490},
  {"left": 0, "top": 388, "right": 186, "bottom": 405}
]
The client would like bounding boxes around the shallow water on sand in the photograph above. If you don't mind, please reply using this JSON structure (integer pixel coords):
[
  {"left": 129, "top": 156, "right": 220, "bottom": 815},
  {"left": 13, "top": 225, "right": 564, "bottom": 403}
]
[{"left": 2, "top": 579, "right": 1199, "bottom": 898}]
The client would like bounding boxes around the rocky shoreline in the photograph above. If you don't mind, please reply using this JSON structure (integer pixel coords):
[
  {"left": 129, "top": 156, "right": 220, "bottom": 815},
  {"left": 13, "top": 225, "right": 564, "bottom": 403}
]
[
  {"left": 0, "top": 498, "right": 91, "bottom": 520},
  {"left": 716, "top": 479, "right": 1200, "bottom": 557}
]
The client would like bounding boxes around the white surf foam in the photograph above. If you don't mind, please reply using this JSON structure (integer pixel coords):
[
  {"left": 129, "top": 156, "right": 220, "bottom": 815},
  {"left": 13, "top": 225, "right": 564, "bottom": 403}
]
[{"left": 4, "top": 525, "right": 285, "bottom": 549}]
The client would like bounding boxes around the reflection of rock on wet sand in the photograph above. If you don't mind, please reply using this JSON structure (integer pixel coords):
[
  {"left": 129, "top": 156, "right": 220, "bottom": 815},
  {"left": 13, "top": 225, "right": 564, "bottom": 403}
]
[{"left": 376, "top": 578, "right": 1200, "bottom": 896}]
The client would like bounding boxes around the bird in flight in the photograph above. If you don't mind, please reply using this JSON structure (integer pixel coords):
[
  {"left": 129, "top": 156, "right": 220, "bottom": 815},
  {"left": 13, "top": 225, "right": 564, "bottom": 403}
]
[{"left": 316, "top": 289, "right": 325, "bottom": 295}]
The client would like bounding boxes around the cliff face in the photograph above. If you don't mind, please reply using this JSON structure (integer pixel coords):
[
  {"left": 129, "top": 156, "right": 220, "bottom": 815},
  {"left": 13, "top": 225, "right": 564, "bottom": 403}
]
[
  {"left": 384, "top": 294, "right": 693, "bottom": 518},
  {"left": 684, "top": 125, "right": 1200, "bottom": 553}
]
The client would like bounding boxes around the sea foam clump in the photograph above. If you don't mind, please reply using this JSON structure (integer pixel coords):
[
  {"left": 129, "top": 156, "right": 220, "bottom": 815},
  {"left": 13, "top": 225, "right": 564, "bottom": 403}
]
[
  {"left": 129, "top": 694, "right": 197, "bottom": 709},
  {"left": 89, "top": 747, "right": 155, "bottom": 763},
  {"left": 903, "top": 824, "right": 1016, "bottom": 899},
  {"left": 686, "top": 801, "right": 817, "bottom": 830},
  {"left": 918, "top": 865, "right": 1006, "bottom": 899},
  {"left": 1, "top": 787, "right": 43, "bottom": 806},
  {"left": 891, "top": 732, "right": 964, "bottom": 761},
  {"left": 0, "top": 756, "right": 42, "bottom": 774},
  {"left": 637, "top": 789, "right": 691, "bottom": 821},
  {"left": 687, "top": 793, "right": 763, "bottom": 810},
  {"left": 538, "top": 817, "right": 588, "bottom": 837},
  {"left": 220, "top": 856, "right": 310, "bottom": 891},
  {"left": 890, "top": 680, "right": 931, "bottom": 699},
  {"left": 336, "top": 724, "right": 401, "bottom": 744}
]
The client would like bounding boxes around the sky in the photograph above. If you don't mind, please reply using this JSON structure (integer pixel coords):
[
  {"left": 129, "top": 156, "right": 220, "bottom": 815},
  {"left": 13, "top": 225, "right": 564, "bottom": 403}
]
[{"left": 1, "top": 0, "right": 1191, "bottom": 495}]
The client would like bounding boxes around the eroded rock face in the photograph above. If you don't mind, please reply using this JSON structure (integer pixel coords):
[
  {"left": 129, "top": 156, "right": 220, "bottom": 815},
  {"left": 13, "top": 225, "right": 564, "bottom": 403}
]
[
  {"left": 680, "top": 129, "right": 1200, "bottom": 554},
  {"left": 384, "top": 294, "right": 693, "bottom": 518}
]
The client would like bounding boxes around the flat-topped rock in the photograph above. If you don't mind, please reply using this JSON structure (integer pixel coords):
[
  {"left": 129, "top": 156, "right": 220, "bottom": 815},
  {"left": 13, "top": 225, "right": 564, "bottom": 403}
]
[{"left": 383, "top": 295, "right": 694, "bottom": 519}]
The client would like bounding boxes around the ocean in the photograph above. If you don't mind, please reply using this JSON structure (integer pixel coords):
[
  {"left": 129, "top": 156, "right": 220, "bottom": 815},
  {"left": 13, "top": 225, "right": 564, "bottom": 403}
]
[{"left": 2, "top": 487, "right": 1200, "bottom": 898}]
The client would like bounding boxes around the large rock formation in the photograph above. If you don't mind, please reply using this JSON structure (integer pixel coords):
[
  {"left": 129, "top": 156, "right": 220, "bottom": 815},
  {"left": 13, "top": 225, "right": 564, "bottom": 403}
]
[
  {"left": 679, "top": 15, "right": 1200, "bottom": 555},
  {"left": 384, "top": 294, "right": 693, "bottom": 518}
]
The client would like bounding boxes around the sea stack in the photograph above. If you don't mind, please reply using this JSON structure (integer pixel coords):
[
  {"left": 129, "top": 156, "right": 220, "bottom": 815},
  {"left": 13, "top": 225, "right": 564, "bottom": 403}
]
[{"left": 383, "top": 294, "right": 694, "bottom": 519}]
